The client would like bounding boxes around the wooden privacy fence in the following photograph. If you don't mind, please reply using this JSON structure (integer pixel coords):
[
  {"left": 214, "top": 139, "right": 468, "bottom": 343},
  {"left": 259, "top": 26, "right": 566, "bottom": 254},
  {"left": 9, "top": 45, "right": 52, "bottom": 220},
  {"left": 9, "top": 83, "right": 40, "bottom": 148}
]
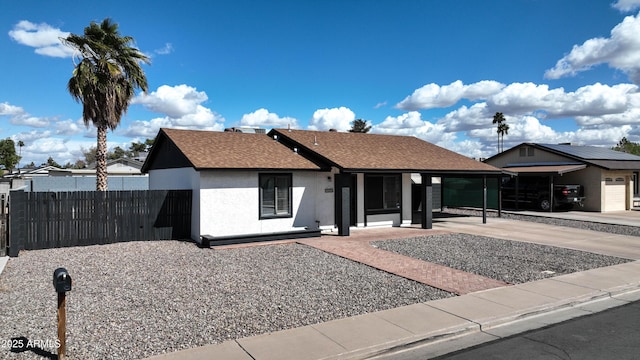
[
  {"left": 0, "top": 194, "right": 7, "bottom": 257},
  {"left": 8, "top": 190, "right": 192, "bottom": 257}
]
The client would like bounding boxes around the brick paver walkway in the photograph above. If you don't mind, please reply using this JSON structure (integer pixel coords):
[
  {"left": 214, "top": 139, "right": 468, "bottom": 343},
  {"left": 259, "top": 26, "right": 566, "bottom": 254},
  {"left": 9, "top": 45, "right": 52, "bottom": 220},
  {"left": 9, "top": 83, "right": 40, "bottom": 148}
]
[{"left": 298, "top": 227, "right": 509, "bottom": 295}]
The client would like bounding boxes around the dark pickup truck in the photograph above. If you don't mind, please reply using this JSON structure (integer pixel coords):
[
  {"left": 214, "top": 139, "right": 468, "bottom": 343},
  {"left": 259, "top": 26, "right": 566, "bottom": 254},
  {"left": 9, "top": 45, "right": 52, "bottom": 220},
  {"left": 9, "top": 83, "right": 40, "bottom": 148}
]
[{"left": 502, "top": 177, "right": 585, "bottom": 211}]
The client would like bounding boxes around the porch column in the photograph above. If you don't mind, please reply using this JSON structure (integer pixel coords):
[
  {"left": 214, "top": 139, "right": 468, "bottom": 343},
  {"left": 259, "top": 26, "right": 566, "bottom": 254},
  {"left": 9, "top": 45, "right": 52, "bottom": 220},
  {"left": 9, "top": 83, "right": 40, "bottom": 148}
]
[
  {"left": 420, "top": 173, "right": 432, "bottom": 229},
  {"left": 335, "top": 173, "right": 350, "bottom": 236}
]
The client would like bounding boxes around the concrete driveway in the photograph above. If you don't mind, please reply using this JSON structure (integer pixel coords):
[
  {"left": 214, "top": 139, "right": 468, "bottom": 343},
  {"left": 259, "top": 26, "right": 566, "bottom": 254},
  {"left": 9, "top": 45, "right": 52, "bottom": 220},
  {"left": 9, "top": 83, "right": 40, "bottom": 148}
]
[{"left": 433, "top": 213, "right": 640, "bottom": 260}]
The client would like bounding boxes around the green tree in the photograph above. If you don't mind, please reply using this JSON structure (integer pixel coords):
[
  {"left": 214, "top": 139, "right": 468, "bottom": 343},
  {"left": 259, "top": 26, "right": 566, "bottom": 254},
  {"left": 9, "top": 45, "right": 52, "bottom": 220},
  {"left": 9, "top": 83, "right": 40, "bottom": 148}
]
[
  {"left": 108, "top": 146, "right": 131, "bottom": 160},
  {"left": 129, "top": 141, "right": 147, "bottom": 154},
  {"left": 82, "top": 146, "right": 98, "bottom": 165},
  {"left": 145, "top": 138, "right": 155, "bottom": 150},
  {"left": 44, "top": 156, "right": 61, "bottom": 168},
  {"left": 73, "top": 159, "right": 87, "bottom": 169},
  {"left": 64, "top": 18, "right": 149, "bottom": 191},
  {"left": 0, "top": 138, "right": 21, "bottom": 171},
  {"left": 613, "top": 137, "right": 640, "bottom": 155},
  {"left": 349, "top": 119, "right": 372, "bottom": 133}
]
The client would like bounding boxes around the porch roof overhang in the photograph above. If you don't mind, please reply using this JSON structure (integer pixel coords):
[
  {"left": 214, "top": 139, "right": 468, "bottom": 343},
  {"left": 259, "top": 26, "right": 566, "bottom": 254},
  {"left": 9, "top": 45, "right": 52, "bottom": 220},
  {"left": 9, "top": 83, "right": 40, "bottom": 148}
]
[
  {"left": 503, "top": 163, "right": 587, "bottom": 176},
  {"left": 338, "top": 168, "right": 504, "bottom": 176}
]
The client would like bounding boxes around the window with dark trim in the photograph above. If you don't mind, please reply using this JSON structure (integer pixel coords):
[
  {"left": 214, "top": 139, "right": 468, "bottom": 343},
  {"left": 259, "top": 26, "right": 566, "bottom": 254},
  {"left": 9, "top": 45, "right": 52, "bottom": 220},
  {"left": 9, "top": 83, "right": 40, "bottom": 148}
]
[
  {"left": 365, "top": 174, "right": 401, "bottom": 214},
  {"left": 259, "top": 174, "right": 292, "bottom": 218}
]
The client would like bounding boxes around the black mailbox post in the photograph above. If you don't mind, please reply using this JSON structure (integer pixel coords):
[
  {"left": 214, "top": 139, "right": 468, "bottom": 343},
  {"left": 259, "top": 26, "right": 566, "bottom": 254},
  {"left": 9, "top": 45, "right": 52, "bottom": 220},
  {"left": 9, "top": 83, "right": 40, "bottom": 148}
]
[{"left": 52, "top": 267, "right": 71, "bottom": 359}]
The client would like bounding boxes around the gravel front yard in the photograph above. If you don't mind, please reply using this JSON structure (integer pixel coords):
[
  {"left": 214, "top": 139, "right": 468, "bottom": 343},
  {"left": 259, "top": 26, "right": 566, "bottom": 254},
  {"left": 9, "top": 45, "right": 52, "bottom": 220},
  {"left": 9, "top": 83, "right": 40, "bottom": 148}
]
[
  {"left": 0, "top": 241, "right": 451, "bottom": 360},
  {"left": 0, "top": 218, "right": 633, "bottom": 360},
  {"left": 373, "top": 233, "right": 632, "bottom": 284}
]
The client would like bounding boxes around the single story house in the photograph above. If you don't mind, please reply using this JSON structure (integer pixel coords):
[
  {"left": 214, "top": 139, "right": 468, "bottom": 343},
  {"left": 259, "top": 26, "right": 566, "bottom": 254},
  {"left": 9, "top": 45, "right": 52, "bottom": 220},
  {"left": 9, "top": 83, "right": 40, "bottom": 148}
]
[
  {"left": 484, "top": 143, "right": 640, "bottom": 212},
  {"left": 142, "top": 128, "right": 502, "bottom": 243}
]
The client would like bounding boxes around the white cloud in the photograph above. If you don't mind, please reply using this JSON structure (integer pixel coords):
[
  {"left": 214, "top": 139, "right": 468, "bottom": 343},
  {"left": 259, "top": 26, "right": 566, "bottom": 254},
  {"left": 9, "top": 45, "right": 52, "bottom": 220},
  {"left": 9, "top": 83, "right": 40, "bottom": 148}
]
[
  {"left": 0, "top": 101, "right": 51, "bottom": 127},
  {"left": 612, "top": 0, "right": 640, "bottom": 12},
  {"left": 54, "top": 118, "right": 89, "bottom": 136},
  {"left": 126, "top": 84, "right": 226, "bottom": 137},
  {"left": 154, "top": 43, "right": 174, "bottom": 55},
  {"left": 239, "top": 108, "right": 298, "bottom": 128},
  {"left": 487, "top": 82, "right": 636, "bottom": 118},
  {"left": 0, "top": 102, "right": 24, "bottom": 116},
  {"left": 545, "top": 12, "right": 640, "bottom": 84},
  {"left": 132, "top": 84, "right": 209, "bottom": 118},
  {"left": 438, "top": 103, "right": 492, "bottom": 132},
  {"left": 122, "top": 107, "right": 225, "bottom": 138},
  {"left": 8, "top": 20, "right": 74, "bottom": 58},
  {"left": 373, "top": 111, "right": 455, "bottom": 145},
  {"left": 11, "top": 130, "right": 53, "bottom": 144},
  {"left": 374, "top": 101, "right": 387, "bottom": 109},
  {"left": 396, "top": 80, "right": 505, "bottom": 110},
  {"left": 308, "top": 107, "right": 355, "bottom": 131}
]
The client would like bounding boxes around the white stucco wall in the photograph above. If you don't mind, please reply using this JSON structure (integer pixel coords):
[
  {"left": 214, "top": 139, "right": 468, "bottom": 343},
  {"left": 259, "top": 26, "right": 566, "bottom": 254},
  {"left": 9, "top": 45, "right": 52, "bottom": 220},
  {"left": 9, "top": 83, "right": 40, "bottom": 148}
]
[
  {"left": 315, "top": 170, "right": 337, "bottom": 230},
  {"left": 198, "top": 170, "right": 330, "bottom": 238},
  {"left": 401, "top": 173, "right": 412, "bottom": 226},
  {"left": 356, "top": 173, "right": 365, "bottom": 227}
]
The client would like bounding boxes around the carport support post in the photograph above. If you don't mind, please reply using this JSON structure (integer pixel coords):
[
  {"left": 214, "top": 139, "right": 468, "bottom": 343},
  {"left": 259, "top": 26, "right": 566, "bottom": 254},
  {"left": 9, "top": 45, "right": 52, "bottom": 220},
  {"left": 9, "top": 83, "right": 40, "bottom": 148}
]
[
  {"left": 549, "top": 175, "right": 554, "bottom": 212},
  {"left": 421, "top": 173, "right": 432, "bottom": 229},
  {"left": 497, "top": 174, "right": 502, "bottom": 217},
  {"left": 482, "top": 175, "right": 487, "bottom": 224}
]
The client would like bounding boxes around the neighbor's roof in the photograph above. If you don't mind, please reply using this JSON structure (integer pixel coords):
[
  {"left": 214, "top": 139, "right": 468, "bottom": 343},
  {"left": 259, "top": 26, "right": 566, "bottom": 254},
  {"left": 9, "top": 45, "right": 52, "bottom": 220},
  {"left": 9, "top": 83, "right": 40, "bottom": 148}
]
[
  {"left": 142, "top": 128, "right": 321, "bottom": 171},
  {"left": 503, "top": 163, "right": 587, "bottom": 175},
  {"left": 485, "top": 143, "right": 640, "bottom": 171},
  {"left": 271, "top": 129, "right": 501, "bottom": 174},
  {"left": 537, "top": 143, "right": 640, "bottom": 161}
]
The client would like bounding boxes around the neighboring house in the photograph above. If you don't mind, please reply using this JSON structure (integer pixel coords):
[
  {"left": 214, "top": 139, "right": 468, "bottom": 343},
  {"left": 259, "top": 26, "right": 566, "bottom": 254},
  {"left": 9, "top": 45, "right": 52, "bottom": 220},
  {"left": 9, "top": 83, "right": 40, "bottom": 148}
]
[
  {"left": 142, "top": 128, "right": 502, "bottom": 243},
  {"left": 2, "top": 159, "right": 148, "bottom": 192},
  {"left": 484, "top": 143, "right": 640, "bottom": 212}
]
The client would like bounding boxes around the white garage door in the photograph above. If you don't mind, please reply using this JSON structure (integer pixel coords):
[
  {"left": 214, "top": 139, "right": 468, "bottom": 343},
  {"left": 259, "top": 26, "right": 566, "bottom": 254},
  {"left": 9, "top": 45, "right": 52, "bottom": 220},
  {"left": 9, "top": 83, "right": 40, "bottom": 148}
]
[{"left": 604, "top": 177, "right": 626, "bottom": 212}]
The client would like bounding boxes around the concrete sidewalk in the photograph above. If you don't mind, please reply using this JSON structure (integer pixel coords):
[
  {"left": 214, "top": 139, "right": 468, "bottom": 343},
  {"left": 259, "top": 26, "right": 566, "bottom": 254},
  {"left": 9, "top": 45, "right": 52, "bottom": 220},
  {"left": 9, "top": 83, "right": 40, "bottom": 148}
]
[{"left": 146, "top": 217, "right": 640, "bottom": 360}]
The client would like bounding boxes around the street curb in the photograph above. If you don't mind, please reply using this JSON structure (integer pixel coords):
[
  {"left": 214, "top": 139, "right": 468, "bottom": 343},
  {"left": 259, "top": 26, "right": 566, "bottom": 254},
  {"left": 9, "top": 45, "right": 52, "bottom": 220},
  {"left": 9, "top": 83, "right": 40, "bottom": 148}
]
[{"left": 349, "top": 285, "right": 640, "bottom": 360}]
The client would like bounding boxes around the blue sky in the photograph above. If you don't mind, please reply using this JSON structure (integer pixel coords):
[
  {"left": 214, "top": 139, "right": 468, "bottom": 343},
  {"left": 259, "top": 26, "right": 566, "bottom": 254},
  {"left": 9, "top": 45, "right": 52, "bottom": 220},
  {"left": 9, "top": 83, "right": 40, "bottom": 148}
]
[{"left": 2, "top": 0, "right": 640, "bottom": 166}]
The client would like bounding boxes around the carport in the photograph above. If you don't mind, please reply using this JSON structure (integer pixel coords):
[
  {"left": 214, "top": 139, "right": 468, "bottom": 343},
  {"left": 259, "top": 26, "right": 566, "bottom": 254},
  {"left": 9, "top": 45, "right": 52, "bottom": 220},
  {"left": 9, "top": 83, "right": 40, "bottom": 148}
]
[
  {"left": 501, "top": 163, "right": 586, "bottom": 211},
  {"left": 417, "top": 171, "right": 504, "bottom": 228}
]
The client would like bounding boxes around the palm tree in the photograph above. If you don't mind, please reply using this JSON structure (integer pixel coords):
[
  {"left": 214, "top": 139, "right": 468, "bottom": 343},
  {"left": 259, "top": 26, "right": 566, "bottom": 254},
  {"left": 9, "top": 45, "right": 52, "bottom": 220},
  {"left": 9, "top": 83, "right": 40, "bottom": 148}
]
[
  {"left": 498, "top": 122, "right": 510, "bottom": 153},
  {"left": 492, "top": 112, "right": 507, "bottom": 153},
  {"left": 63, "top": 18, "right": 149, "bottom": 191}
]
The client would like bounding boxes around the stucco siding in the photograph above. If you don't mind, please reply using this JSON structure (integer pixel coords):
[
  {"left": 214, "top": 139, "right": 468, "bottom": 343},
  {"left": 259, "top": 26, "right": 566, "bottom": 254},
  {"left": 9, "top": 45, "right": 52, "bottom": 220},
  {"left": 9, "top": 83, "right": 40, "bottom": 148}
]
[
  {"left": 487, "top": 147, "right": 573, "bottom": 168},
  {"left": 315, "top": 170, "right": 337, "bottom": 230},
  {"left": 402, "top": 173, "right": 412, "bottom": 226},
  {"left": 356, "top": 173, "right": 365, "bottom": 227},
  {"left": 198, "top": 171, "right": 325, "bottom": 237},
  {"left": 148, "top": 168, "right": 198, "bottom": 190}
]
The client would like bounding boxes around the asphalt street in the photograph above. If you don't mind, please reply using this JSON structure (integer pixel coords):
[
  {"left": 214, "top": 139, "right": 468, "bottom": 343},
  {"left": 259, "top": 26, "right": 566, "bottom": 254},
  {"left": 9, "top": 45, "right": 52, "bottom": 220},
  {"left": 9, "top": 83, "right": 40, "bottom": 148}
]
[{"left": 377, "top": 300, "right": 640, "bottom": 360}]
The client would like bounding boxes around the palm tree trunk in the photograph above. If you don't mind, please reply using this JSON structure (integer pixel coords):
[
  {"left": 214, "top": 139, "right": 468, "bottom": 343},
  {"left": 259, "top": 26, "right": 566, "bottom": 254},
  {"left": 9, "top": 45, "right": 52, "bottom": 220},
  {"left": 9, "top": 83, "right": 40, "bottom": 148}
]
[{"left": 96, "top": 124, "right": 108, "bottom": 191}]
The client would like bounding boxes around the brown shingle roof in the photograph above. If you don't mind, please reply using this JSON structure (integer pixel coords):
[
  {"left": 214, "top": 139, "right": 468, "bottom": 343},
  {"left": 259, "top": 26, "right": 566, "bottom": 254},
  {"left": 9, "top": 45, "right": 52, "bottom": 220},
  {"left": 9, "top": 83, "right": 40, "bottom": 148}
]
[
  {"left": 273, "top": 129, "right": 501, "bottom": 173},
  {"left": 154, "top": 128, "right": 320, "bottom": 170}
]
